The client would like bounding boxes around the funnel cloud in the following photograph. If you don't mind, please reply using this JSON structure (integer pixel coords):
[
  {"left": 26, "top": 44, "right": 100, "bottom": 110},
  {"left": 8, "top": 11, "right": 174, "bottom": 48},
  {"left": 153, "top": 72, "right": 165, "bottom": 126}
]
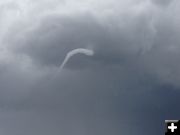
[{"left": 58, "top": 48, "right": 94, "bottom": 72}]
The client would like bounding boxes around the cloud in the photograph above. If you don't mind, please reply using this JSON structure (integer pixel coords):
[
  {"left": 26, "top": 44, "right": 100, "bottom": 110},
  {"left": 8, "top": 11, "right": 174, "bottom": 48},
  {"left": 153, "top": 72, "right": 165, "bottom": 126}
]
[
  {"left": 0, "top": 0, "right": 180, "bottom": 135},
  {"left": 151, "top": 0, "right": 174, "bottom": 7}
]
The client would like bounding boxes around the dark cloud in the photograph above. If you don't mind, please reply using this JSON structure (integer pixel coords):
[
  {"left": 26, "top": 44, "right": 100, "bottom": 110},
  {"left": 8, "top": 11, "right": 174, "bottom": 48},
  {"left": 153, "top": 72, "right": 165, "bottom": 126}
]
[
  {"left": 151, "top": 0, "right": 174, "bottom": 7},
  {"left": 0, "top": 0, "right": 180, "bottom": 135}
]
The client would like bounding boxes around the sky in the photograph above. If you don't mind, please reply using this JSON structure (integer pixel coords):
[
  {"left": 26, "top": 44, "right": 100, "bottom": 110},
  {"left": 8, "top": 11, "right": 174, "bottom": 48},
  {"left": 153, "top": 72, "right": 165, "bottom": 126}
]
[{"left": 0, "top": 0, "right": 180, "bottom": 135}]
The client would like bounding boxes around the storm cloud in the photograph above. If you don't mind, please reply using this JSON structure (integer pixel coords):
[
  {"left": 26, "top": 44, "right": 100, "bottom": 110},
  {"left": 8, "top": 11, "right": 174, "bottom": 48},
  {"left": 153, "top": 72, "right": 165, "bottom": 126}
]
[{"left": 0, "top": 0, "right": 180, "bottom": 135}]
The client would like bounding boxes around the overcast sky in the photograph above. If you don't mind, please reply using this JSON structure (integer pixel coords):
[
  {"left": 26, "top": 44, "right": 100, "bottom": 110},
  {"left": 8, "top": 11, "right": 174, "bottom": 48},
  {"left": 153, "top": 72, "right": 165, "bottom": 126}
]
[{"left": 0, "top": 0, "right": 180, "bottom": 135}]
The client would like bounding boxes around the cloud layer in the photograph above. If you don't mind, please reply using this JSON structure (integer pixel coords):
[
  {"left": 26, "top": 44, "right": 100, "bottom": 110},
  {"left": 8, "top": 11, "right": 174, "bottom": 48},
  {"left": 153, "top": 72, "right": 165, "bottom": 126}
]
[{"left": 0, "top": 0, "right": 180, "bottom": 135}]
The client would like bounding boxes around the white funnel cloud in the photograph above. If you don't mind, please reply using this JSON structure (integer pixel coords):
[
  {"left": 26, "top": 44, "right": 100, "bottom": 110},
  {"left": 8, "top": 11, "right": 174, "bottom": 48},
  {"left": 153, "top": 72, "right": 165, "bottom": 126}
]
[{"left": 58, "top": 48, "right": 94, "bottom": 73}]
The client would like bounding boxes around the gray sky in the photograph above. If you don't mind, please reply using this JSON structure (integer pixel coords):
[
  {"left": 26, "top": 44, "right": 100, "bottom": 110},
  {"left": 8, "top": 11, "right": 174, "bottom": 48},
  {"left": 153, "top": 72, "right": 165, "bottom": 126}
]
[{"left": 0, "top": 0, "right": 180, "bottom": 135}]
